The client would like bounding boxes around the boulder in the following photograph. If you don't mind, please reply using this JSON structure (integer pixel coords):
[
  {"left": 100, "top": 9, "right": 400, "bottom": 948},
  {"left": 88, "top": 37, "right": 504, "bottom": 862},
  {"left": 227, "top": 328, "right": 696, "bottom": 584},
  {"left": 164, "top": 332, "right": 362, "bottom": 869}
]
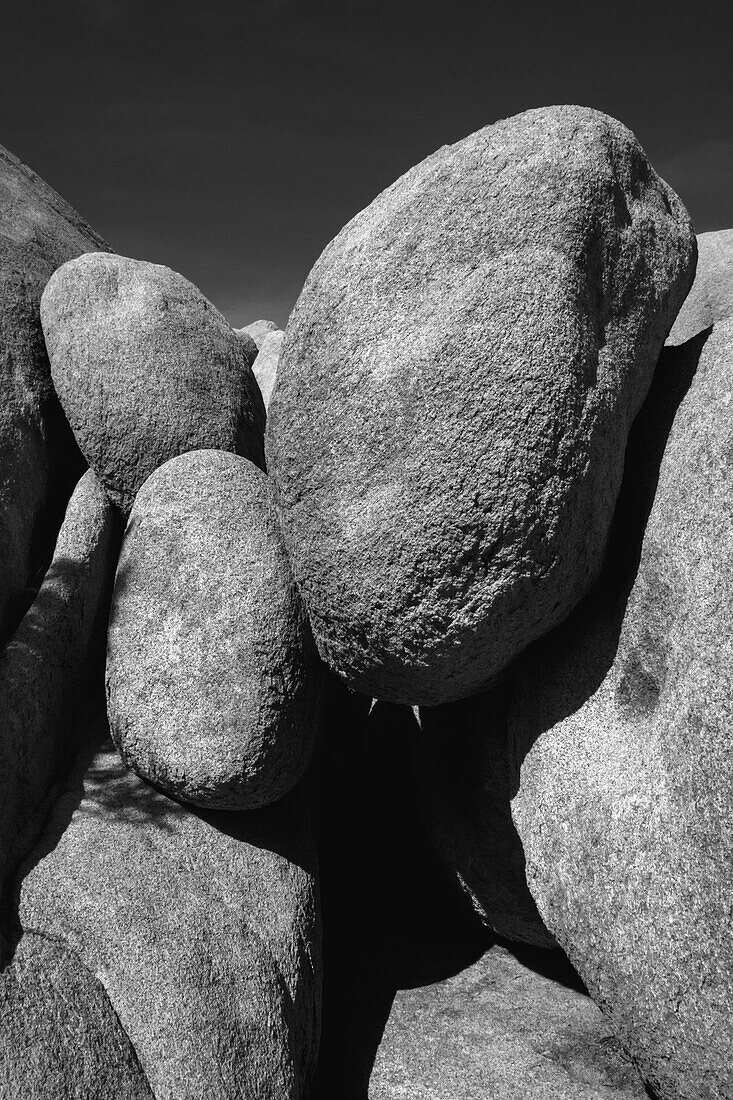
[
  {"left": 0, "top": 933, "right": 154, "bottom": 1099},
  {"left": 0, "top": 143, "right": 107, "bottom": 638},
  {"left": 242, "top": 318, "right": 279, "bottom": 349},
  {"left": 266, "top": 105, "right": 696, "bottom": 705},
  {"left": 254, "top": 329, "right": 284, "bottom": 408},
  {"left": 107, "top": 449, "right": 322, "bottom": 810},
  {"left": 234, "top": 326, "right": 258, "bottom": 366},
  {"left": 14, "top": 702, "right": 321, "bottom": 1100},
  {"left": 41, "top": 253, "right": 266, "bottom": 514},
  {"left": 423, "top": 322, "right": 733, "bottom": 1098},
  {"left": 370, "top": 946, "right": 648, "bottom": 1100},
  {"left": 508, "top": 320, "right": 733, "bottom": 1100},
  {"left": 668, "top": 227, "right": 733, "bottom": 344},
  {"left": 0, "top": 469, "right": 118, "bottom": 897}
]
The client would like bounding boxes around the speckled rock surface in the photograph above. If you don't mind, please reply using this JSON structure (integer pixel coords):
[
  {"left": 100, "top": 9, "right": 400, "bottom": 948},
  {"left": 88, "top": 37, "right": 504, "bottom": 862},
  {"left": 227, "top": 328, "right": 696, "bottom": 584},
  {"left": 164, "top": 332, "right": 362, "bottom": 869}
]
[
  {"left": 668, "top": 227, "right": 733, "bottom": 344},
  {"left": 16, "top": 702, "right": 321, "bottom": 1100},
  {"left": 0, "top": 932, "right": 154, "bottom": 1099},
  {"left": 242, "top": 317, "right": 279, "bottom": 349},
  {"left": 41, "top": 253, "right": 266, "bottom": 513},
  {"left": 267, "top": 105, "right": 696, "bottom": 705},
  {"left": 506, "top": 321, "right": 733, "bottom": 1099},
  {"left": 0, "top": 143, "right": 107, "bottom": 637},
  {"left": 254, "top": 329, "right": 284, "bottom": 408},
  {"left": 107, "top": 449, "right": 322, "bottom": 810},
  {"left": 0, "top": 469, "right": 118, "bottom": 897},
  {"left": 370, "top": 946, "right": 647, "bottom": 1100}
]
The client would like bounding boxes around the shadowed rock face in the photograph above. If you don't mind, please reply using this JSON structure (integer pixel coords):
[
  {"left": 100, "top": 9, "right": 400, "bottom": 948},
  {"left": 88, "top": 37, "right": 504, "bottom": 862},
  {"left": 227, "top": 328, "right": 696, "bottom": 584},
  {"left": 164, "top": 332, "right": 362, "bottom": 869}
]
[
  {"left": 41, "top": 252, "right": 266, "bottom": 514},
  {"left": 0, "top": 470, "right": 119, "bottom": 900},
  {"left": 0, "top": 143, "right": 108, "bottom": 640},
  {"left": 267, "top": 104, "right": 696, "bottom": 706},
  {"left": 107, "top": 450, "right": 323, "bottom": 811},
  {"left": 0, "top": 933, "right": 154, "bottom": 1100},
  {"left": 15, "top": 705, "right": 321, "bottom": 1100}
]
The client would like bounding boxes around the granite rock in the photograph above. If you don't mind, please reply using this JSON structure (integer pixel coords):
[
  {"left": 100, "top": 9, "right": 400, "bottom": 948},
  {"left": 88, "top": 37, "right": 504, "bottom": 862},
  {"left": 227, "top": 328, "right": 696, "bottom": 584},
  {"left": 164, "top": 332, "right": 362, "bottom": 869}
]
[
  {"left": 107, "top": 449, "right": 322, "bottom": 810},
  {"left": 507, "top": 321, "right": 733, "bottom": 1099},
  {"left": 0, "top": 143, "right": 107, "bottom": 637},
  {"left": 41, "top": 253, "right": 266, "bottom": 514},
  {"left": 267, "top": 105, "right": 696, "bottom": 704},
  {"left": 0, "top": 469, "right": 118, "bottom": 897},
  {"left": 370, "top": 946, "right": 648, "bottom": 1100},
  {"left": 16, "top": 703, "right": 321, "bottom": 1100},
  {"left": 242, "top": 318, "right": 280, "bottom": 349},
  {"left": 668, "top": 227, "right": 733, "bottom": 344},
  {"left": 0, "top": 932, "right": 154, "bottom": 1100},
  {"left": 254, "top": 329, "right": 284, "bottom": 409}
]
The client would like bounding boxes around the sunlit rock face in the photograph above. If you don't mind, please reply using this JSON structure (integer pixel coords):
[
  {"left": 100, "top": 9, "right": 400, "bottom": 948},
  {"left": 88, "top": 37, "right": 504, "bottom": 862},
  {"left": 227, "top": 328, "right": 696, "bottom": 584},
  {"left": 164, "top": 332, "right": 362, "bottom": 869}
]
[{"left": 267, "top": 105, "right": 696, "bottom": 706}]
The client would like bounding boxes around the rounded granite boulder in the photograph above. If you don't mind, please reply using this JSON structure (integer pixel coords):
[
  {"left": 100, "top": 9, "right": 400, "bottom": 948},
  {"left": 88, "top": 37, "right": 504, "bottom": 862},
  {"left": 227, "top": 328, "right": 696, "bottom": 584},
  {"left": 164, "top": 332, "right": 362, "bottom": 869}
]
[
  {"left": 41, "top": 253, "right": 266, "bottom": 514},
  {"left": 266, "top": 105, "right": 696, "bottom": 705},
  {"left": 106, "top": 449, "right": 322, "bottom": 810}
]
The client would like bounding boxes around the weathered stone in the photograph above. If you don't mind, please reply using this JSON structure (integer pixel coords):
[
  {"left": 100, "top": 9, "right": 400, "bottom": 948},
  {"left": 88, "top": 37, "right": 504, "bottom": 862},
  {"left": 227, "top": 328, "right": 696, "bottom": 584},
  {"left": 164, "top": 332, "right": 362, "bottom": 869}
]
[
  {"left": 254, "top": 329, "right": 284, "bottom": 408},
  {"left": 507, "top": 321, "right": 733, "bottom": 1100},
  {"left": 0, "top": 470, "right": 118, "bottom": 898},
  {"left": 242, "top": 317, "right": 279, "bottom": 349},
  {"left": 0, "top": 143, "right": 107, "bottom": 638},
  {"left": 15, "top": 703, "right": 321, "bottom": 1100},
  {"left": 668, "top": 227, "right": 733, "bottom": 344},
  {"left": 41, "top": 253, "right": 266, "bottom": 513},
  {"left": 267, "top": 105, "right": 696, "bottom": 705},
  {"left": 0, "top": 932, "right": 154, "bottom": 1100},
  {"left": 424, "top": 324, "right": 732, "bottom": 1098},
  {"left": 107, "top": 449, "right": 322, "bottom": 810},
  {"left": 370, "top": 946, "right": 648, "bottom": 1100}
]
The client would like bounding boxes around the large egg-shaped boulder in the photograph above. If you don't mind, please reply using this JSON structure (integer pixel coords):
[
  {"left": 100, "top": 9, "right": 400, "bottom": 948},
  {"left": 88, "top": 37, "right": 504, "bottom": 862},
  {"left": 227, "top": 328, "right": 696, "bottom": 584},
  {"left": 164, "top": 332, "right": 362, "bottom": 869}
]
[
  {"left": 106, "top": 449, "right": 322, "bottom": 810},
  {"left": 41, "top": 253, "right": 266, "bottom": 514},
  {"left": 266, "top": 105, "right": 696, "bottom": 705}
]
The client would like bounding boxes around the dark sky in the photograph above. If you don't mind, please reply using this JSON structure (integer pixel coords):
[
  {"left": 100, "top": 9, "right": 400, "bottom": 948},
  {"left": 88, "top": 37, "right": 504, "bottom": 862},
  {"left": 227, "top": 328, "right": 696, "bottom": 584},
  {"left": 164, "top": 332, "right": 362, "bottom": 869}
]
[{"left": 3, "top": 0, "right": 731, "bottom": 328}]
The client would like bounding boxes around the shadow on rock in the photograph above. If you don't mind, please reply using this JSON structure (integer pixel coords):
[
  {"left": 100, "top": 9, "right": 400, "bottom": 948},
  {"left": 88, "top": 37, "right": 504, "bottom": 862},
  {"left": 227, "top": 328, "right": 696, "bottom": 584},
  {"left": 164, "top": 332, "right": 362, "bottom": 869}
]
[{"left": 311, "top": 681, "right": 492, "bottom": 1100}]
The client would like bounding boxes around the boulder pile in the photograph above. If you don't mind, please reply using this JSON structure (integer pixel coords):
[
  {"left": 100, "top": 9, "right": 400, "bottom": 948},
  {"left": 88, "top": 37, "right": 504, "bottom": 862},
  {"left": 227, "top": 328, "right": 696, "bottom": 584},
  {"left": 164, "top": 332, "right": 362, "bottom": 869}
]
[{"left": 0, "top": 106, "right": 729, "bottom": 1100}]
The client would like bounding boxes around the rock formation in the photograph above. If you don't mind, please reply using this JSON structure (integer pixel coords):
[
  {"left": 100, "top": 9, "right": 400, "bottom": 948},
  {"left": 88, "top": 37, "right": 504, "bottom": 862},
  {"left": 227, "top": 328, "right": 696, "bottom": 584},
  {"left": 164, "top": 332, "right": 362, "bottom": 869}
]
[
  {"left": 13, "top": 704, "right": 321, "bottom": 1100},
  {"left": 253, "top": 328, "right": 284, "bottom": 408},
  {"left": 0, "top": 112, "right": 729, "bottom": 1100},
  {"left": 267, "top": 105, "right": 696, "bottom": 705},
  {"left": 41, "top": 253, "right": 266, "bottom": 514},
  {"left": 0, "top": 144, "right": 107, "bottom": 640},
  {"left": 0, "top": 470, "right": 118, "bottom": 898},
  {"left": 107, "top": 449, "right": 322, "bottom": 810}
]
